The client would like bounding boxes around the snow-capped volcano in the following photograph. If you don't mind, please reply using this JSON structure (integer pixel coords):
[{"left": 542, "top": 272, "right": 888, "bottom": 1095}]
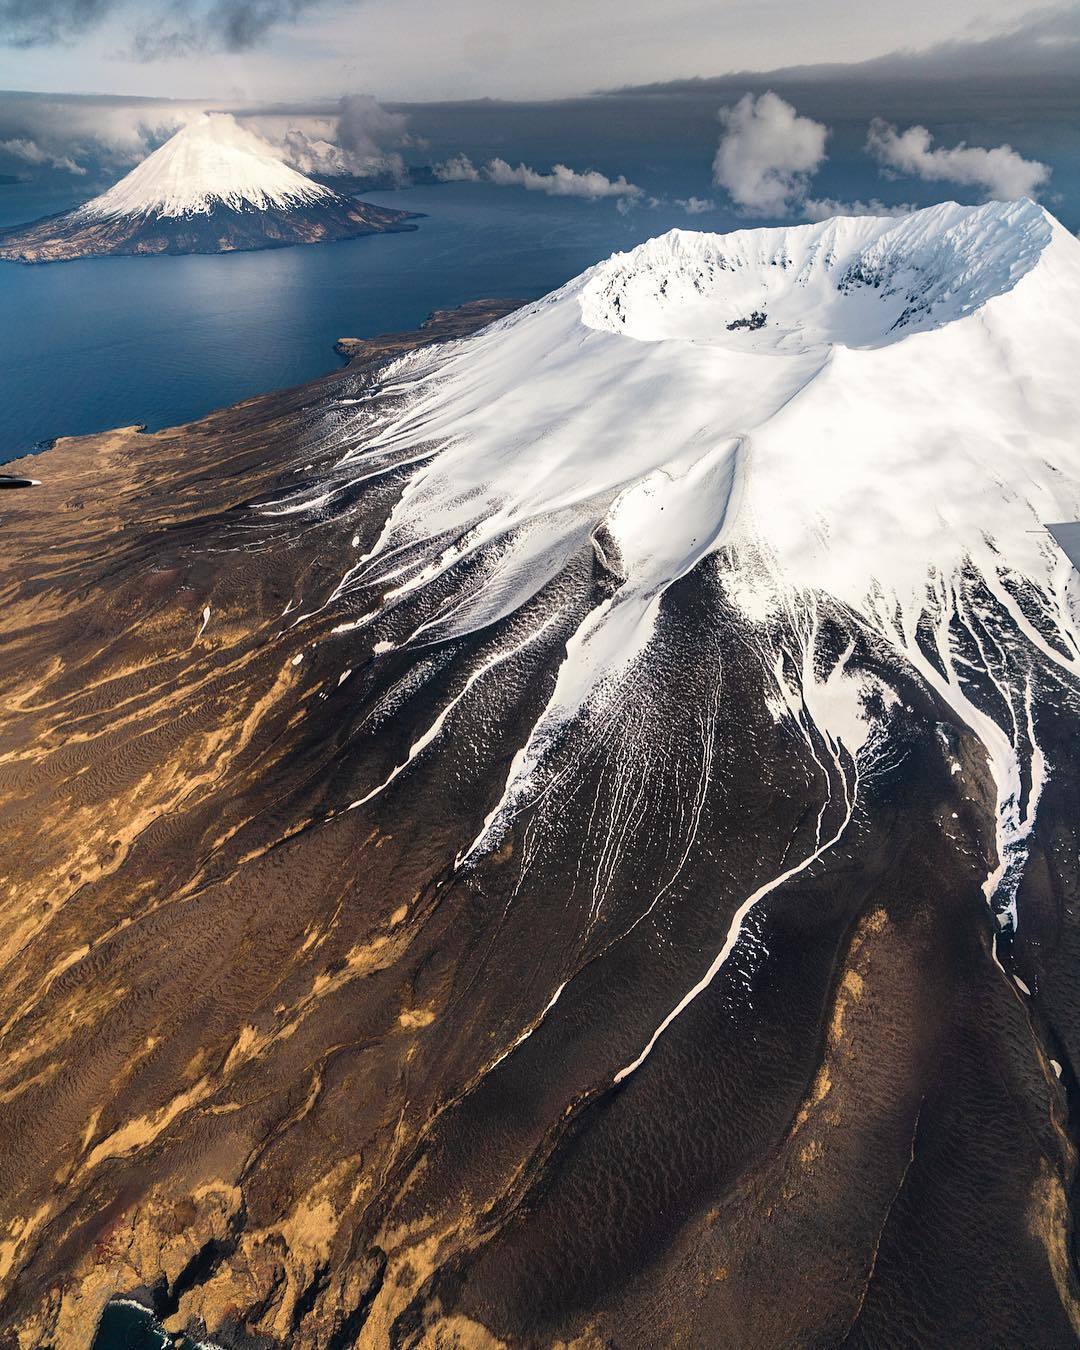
[
  {"left": 169, "top": 198, "right": 1077, "bottom": 1342},
  {"left": 276, "top": 197, "right": 1079, "bottom": 960},
  {"left": 0, "top": 113, "right": 417, "bottom": 262},
  {"left": 581, "top": 197, "right": 1050, "bottom": 349},
  {"left": 77, "top": 114, "right": 338, "bottom": 220}
]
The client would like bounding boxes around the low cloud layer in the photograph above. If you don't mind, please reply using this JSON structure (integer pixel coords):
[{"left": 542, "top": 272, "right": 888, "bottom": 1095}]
[
  {"left": 706, "top": 89, "right": 1053, "bottom": 220},
  {"left": 264, "top": 95, "right": 411, "bottom": 179},
  {"left": 712, "top": 91, "right": 828, "bottom": 216},
  {"left": 867, "top": 119, "right": 1051, "bottom": 201},
  {"left": 433, "top": 153, "right": 481, "bottom": 183},
  {"left": 802, "top": 197, "right": 915, "bottom": 222},
  {"left": 0, "top": 92, "right": 411, "bottom": 184},
  {"left": 435, "top": 154, "right": 644, "bottom": 201},
  {"left": 0, "top": 95, "right": 201, "bottom": 179},
  {"left": 0, "top": 135, "right": 86, "bottom": 174},
  {"left": 487, "top": 158, "right": 643, "bottom": 200}
]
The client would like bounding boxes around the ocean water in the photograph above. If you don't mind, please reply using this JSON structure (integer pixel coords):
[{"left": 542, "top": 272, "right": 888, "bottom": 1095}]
[
  {"left": 1, "top": 89, "right": 1078, "bottom": 464},
  {"left": 0, "top": 182, "right": 609, "bottom": 462}
]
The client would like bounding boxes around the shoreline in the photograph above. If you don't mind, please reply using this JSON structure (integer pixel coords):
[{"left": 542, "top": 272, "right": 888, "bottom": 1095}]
[{"left": 1, "top": 297, "right": 523, "bottom": 475}]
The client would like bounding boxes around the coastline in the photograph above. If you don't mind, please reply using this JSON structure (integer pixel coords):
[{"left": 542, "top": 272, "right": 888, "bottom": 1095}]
[{"left": 1, "top": 297, "right": 523, "bottom": 474}]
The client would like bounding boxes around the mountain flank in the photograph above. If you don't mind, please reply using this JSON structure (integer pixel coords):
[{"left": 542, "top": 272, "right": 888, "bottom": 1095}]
[{"left": 1, "top": 205, "right": 1079, "bottom": 1348}]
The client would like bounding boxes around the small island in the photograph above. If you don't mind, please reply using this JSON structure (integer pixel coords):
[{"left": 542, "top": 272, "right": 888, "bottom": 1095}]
[{"left": 0, "top": 114, "right": 418, "bottom": 264}]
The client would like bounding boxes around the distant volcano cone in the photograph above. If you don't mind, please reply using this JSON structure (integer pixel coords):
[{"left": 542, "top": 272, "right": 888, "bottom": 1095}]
[{"left": 0, "top": 113, "right": 417, "bottom": 263}]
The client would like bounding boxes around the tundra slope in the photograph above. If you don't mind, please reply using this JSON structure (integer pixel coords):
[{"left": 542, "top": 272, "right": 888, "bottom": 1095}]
[
  {"left": 0, "top": 113, "right": 415, "bottom": 262},
  {"left": 0, "top": 203, "right": 1079, "bottom": 1348}
]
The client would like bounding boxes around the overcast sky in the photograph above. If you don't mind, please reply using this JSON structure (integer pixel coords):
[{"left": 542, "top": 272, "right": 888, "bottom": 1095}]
[{"left": 0, "top": 0, "right": 1063, "bottom": 101}]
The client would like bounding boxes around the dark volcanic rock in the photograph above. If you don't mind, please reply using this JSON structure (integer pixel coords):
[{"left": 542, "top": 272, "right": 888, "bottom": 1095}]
[
  {"left": 0, "top": 196, "right": 417, "bottom": 264},
  {"left": 335, "top": 298, "right": 525, "bottom": 363}
]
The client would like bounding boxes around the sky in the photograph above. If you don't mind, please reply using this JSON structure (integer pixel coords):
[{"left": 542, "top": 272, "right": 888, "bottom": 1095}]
[
  {"left": 0, "top": 0, "right": 1068, "bottom": 101},
  {"left": 0, "top": 0, "right": 1078, "bottom": 239}
]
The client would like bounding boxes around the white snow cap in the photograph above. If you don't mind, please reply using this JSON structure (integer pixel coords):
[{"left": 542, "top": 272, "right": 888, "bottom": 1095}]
[
  {"left": 321, "top": 197, "right": 1080, "bottom": 717},
  {"left": 580, "top": 197, "right": 1052, "bottom": 349},
  {"left": 333, "top": 198, "right": 1077, "bottom": 622},
  {"left": 77, "top": 113, "right": 338, "bottom": 220}
]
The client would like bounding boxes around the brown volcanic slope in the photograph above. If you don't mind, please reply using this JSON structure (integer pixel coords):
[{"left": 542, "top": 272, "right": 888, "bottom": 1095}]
[{"left": 0, "top": 300, "right": 1079, "bottom": 1350}]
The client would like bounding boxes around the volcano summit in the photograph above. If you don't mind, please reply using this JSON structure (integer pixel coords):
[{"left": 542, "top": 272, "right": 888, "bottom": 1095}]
[
  {"left": 1, "top": 202, "right": 1079, "bottom": 1348},
  {"left": 0, "top": 113, "right": 417, "bottom": 263}
]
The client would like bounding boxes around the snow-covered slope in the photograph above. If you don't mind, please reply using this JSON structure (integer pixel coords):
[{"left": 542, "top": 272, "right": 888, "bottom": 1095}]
[
  {"left": 77, "top": 113, "right": 336, "bottom": 220},
  {"left": 582, "top": 199, "right": 1051, "bottom": 349},
  {"left": 279, "top": 200, "right": 1080, "bottom": 973}
]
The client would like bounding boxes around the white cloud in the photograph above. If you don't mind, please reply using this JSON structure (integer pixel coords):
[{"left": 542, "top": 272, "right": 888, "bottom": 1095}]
[
  {"left": 253, "top": 95, "right": 410, "bottom": 179},
  {"left": 434, "top": 153, "right": 643, "bottom": 201},
  {"left": 433, "top": 153, "right": 482, "bottom": 182},
  {"left": 0, "top": 91, "right": 413, "bottom": 186},
  {"left": 676, "top": 195, "right": 716, "bottom": 214},
  {"left": 0, "top": 136, "right": 86, "bottom": 174},
  {"left": 486, "top": 157, "right": 644, "bottom": 200},
  {"left": 0, "top": 96, "right": 208, "bottom": 181},
  {"left": 0, "top": 0, "right": 1052, "bottom": 103},
  {"left": 712, "top": 91, "right": 828, "bottom": 216},
  {"left": 802, "top": 197, "right": 914, "bottom": 221},
  {"left": 866, "top": 119, "right": 1050, "bottom": 201}
]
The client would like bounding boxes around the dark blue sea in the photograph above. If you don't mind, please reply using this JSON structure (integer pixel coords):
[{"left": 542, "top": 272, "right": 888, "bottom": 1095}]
[{"left": 2, "top": 89, "right": 1078, "bottom": 464}]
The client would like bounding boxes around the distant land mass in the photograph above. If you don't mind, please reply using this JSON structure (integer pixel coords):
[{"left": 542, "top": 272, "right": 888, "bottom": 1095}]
[{"left": 0, "top": 114, "right": 418, "bottom": 264}]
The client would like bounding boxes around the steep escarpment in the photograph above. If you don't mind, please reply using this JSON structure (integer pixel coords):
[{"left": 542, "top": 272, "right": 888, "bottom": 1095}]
[{"left": 0, "top": 204, "right": 1079, "bottom": 1349}]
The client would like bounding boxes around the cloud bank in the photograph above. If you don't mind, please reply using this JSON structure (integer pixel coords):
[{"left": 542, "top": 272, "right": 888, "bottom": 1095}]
[
  {"left": 266, "top": 95, "right": 411, "bottom": 179},
  {"left": 866, "top": 119, "right": 1051, "bottom": 200},
  {"left": 434, "top": 154, "right": 644, "bottom": 201},
  {"left": 433, "top": 153, "right": 481, "bottom": 182},
  {"left": 0, "top": 95, "right": 202, "bottom": 178},
  {"left": 712, "top": 91, "right": 828, "bottom": 216},
  {"left": 0, "top": 134, "right": 86, "bottom": 173},
  {"left": 802, "top": 197, "right": 915, "bottom": 222},
  {"left": 0, "top": 92, "right": 412, "bottom": 184}
]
